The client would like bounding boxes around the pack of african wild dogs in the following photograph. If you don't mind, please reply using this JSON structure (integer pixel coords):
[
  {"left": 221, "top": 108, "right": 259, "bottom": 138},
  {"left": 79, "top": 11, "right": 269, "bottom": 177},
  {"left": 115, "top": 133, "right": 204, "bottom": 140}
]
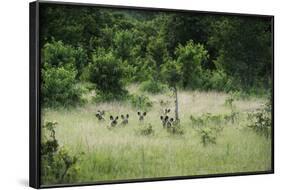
[{"left": 95, "top": 108, "right": 178, "bottom": 129}]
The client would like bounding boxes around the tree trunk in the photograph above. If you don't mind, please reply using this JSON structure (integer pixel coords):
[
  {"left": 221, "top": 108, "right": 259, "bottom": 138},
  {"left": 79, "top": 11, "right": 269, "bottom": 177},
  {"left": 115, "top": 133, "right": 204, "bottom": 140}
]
[{"left": 174, "top": 86, "right": 179, "bottom": 121}]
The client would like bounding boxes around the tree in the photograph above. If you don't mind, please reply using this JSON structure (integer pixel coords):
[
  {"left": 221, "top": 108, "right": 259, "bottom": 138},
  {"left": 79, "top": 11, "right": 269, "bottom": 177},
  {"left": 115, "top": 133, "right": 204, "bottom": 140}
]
[
  {"left": 42, "top": 65, "right": 83, "bottom": 107},
  {"left": 147, "top": 36, "right": 169, "bottom": 81},
  {"left": 88, "top": 49, "right": 127, "bottom": 100},
  {"left": 209, "top": 17, "right": 272, "bottom": 90},
  {"left": 175, "top": 40, "right": 209, "bottom": 89},
  {"left": 43, "top": 40, "right": 87, "bottom": 78},
  {"left": 42, "top": 41, "right": 85, "bottom": 107},
  {"left": 113, "top": 30, "right": 135, "bottom": 62},
  {"left": 161, "top": 60, "right": 182, "bottom": 121}
]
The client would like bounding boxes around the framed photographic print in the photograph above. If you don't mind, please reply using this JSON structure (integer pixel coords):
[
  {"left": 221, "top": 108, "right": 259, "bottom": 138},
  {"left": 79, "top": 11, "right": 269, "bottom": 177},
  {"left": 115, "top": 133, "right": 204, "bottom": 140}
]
[{"left": 29, "top": 1, "right": 274, "bottom": 188}]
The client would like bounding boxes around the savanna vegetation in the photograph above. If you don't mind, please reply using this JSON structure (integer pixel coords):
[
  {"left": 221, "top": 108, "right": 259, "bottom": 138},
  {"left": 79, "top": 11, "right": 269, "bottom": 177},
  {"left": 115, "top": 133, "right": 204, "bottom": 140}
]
[{"left": 39, "top": 4, "right": 273, "bottom": 186}]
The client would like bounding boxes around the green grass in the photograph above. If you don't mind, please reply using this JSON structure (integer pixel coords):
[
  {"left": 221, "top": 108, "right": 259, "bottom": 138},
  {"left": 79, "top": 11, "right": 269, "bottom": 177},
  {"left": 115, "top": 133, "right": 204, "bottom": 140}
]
[{"left": 41, "top": 87, "right": 272, "bottom": 185}]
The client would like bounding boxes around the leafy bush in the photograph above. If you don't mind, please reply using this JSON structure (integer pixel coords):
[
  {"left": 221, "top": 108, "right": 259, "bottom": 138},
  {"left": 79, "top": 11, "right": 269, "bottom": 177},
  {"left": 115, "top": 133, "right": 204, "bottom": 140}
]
[
  {"left": 140, "top": 80, "right": 167, "bottom": 94},
  {"left": 42, "top": 65, "right": 85, "bottom": 107},
  {"left": 41, "top": 40, "right": 87, "bottom": 107},
  {"left": 41, "top": 121, "right": 82, "bottom": 185},
  {"left": 88, "top": 49, "right": 128, "bottom": 101},
  {"left": 43, "top": 41, "right": 75, "bottom": 67},
  {"left": 248, "top": 101, "right": 272, "bottom": 138},
  {"left": 175, "top": 40, "right": 209, "bottom": 89},
  {"left": 131, "top": 57, "right": 155, "bottom": 82},
  {"left": 113, "top": 30, "right": 135, "bottom": 62},
  {"left": 208, "top": 70, "right": 233, "bottom": 92},
  {"left": 129, "top": 94, "right": 153, "bottom": 110},
  {"left": 198, "top": 127, "right": 217, "bottom": 146},
  {"left": 193, "top": 122, "right": 224, "bottom": 146},
  {"left": 161, "top": 60, "right": 182, "bottom": 88},
  {"left": 43, "top": 40, "right": 87, "bottom": 78}
]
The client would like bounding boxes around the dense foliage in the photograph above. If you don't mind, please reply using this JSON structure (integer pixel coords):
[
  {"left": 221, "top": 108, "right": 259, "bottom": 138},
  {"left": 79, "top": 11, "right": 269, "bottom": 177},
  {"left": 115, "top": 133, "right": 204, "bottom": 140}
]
[
  {"left": 40, "top": 4, "right": 272, "bottom": 105},
  {"left": 42, "top": 41, "right": 85, "bottom": 107},
  {"left": 87, "top": 49, "right": 127, "bottom": 101}
]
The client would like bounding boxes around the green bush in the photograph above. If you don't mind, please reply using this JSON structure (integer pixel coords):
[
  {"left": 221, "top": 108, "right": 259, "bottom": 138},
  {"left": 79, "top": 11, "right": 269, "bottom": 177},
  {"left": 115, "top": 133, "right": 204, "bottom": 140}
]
[
  {"left": 129, "top": 94, "right": 153, "bottom": 110},
  {"left": 208, "top": 70, "right": 234, "bottom": 92},
  {"left": 43, "top": 40, "right": 87, "bottom": 78},
  {"left": 88, "top": 49, "right": 127, "bottom": 101},
  {"left": 198, "top": 127, "right": 217, "bottom": 146},
  {"left": 248, "top": 101, "right": 272, "bottom": 138},
  {"left": 175, "top": 40, "right": 209, "bottom": 89},
  {"left": 41, "top": 40, "right": 87, "bottom": 107},
  {"left": 41, "top": 121, "right": 82, "bottom": 185},
  {"left": 42, "top": 65, "right": 85, "bottom": 107},
  {"left": 140, "top": 80, "right": 167, "bottom": 94}
]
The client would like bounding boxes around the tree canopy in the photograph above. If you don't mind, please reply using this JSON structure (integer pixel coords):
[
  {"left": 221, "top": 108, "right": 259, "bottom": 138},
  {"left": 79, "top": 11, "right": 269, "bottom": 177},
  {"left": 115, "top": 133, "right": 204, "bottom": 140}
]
[{"left": 40, "top": 4, "right": 272, "bottom": 106}]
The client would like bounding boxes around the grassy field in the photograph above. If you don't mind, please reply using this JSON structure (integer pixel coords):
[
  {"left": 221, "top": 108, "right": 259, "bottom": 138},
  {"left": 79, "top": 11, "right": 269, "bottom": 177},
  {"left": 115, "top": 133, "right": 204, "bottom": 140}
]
[{"left": 41, "top": 86, "right": 272, "bottom": 184}]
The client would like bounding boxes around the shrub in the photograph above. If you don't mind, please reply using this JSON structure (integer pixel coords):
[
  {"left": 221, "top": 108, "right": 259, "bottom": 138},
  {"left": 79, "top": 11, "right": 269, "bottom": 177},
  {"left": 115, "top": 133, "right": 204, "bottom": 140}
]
[
  {"left": 248, "top": 101, "right": 272, "bottom": 138},
  {"left": 43, "top": 40, "right": 87, "bottom": 78},
  {"left": 88, "top": 49, "right": 127, "bottom": 101},
  {"left": 42, "top": 65, "right": 85, "bottom": 107},
  {"left": 140, "top": 80, "right": 167, "bottom": 94},
  {"left": 198, "top": 127, "right": 217, "bottom": 146},
  {"left": 175, "top": 40, "right": 209, "bottom": 89},
  {"left": 129, "top": 94, "right": 153, "bottom": 110},
  {"left": 41, "top": 40, "right": 87, "bottom": 107},
  {"left": 43, "top": 41, "right": 75, "bottom": 67},
  {"left": 208, "top": 70, "right": 233, "bottom": 92},
  {"left": 41, "top": 121, "right": 82, "bottom": 185}
]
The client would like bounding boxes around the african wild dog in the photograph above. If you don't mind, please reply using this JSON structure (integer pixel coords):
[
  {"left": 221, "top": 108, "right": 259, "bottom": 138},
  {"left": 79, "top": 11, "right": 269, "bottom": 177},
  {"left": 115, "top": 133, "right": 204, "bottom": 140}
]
[
  {"left": 137, "top": 111, "right": 146, "bottom": 122},
  {"left": 160, "top": 115, "right": 169, "bottom": 128},
  {"left": 96, "top": 110, "right": 105, "bottom": 121},
  {"left": 109, "top": 115, "right": 119, "bottom": 127},
  {"left": 121, "top": 114, "right": 129, "bottom": 126}
]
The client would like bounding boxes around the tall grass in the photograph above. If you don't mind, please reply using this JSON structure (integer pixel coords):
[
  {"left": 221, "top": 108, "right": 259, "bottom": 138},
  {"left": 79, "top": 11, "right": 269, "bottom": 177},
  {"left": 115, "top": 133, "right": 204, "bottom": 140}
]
[{"left": 41, "top": 89, "right": 271, "bottom": 185}]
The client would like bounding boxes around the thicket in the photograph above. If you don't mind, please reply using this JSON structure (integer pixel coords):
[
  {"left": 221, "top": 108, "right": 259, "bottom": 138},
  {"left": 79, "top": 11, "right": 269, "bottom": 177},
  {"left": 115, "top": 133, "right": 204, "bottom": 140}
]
[{"left": 40, "top": 5, "right": 272, "bottom": 106}]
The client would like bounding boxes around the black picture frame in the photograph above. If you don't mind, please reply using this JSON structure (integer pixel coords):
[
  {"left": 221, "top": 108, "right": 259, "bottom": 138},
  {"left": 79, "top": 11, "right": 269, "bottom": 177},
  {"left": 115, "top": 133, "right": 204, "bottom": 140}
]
[{"left": 30, "top": 1, "right": 274, "bottom": 188}]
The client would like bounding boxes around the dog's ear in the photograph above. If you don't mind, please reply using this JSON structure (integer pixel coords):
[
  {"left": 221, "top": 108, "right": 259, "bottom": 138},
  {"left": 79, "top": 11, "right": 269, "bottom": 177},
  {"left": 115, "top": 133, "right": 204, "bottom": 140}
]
[
  {"left": 110, "top": 115, "right": 113, "bottom": 120},
  {"left": 121, "top": 115, "right": 124, "bottom": 119},
  {"left": 143, "top": 112, "right": 146, "bottom": 116},
  {"left": 137, "top": 112, "right": 140, "bottom": 116},
  {"left": 126, "top": 114, "right": 129, "bottom": 118},
  {"left": 116, "top": 116, "right": 119, "bottom": 120}
]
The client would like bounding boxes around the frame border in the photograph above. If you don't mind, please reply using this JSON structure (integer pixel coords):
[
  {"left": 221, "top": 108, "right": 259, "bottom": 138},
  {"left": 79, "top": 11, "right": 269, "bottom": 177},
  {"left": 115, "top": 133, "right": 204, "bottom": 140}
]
[{"left": 29, "top": 1, "right": 274, "bottom": 189}]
